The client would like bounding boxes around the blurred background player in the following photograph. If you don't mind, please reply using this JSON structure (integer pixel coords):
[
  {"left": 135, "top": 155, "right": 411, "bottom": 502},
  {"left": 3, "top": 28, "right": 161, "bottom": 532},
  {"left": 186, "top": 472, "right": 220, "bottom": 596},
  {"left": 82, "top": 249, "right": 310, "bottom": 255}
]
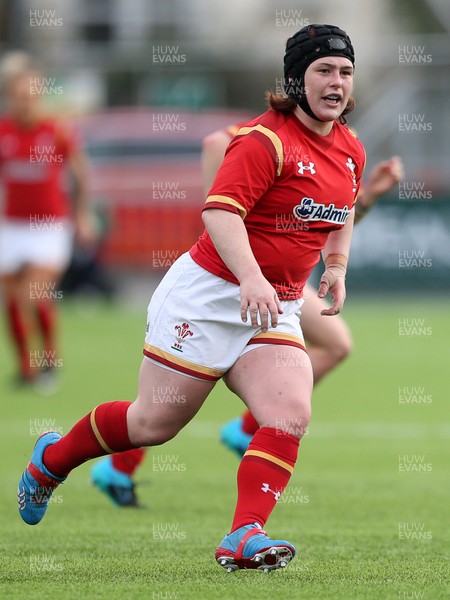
[
  {"left": 90, "top": 130, "right": 403, "bottom": 506},
  {"left": 0, "top": 52, "right": 93, "bottom": 391}
]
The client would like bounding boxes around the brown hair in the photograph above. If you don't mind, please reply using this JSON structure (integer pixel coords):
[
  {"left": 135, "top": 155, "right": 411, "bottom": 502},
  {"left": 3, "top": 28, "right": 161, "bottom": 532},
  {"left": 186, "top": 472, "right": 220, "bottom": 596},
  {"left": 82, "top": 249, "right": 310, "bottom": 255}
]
[{"left": 266, "top": 91, "right": 355, "bottom": 124}]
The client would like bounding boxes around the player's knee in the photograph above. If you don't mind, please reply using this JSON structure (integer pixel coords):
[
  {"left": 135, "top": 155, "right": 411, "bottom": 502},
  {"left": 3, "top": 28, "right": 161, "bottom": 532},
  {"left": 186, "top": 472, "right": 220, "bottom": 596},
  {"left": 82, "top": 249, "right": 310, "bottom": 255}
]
[
  {"left": 275, "top": 415, "right": 310, "bottom": 439},
  {"left": 131, "top": 423, "right": 179, "bottom": 447},
  {"left": 292, "top": 398, "right": 311, "bottom": 436},
  {"left": 149, "top": 430, "right": 178, "bottom": 446},
  {"left": 328, "top": 333, "right": 353, "bottom": 366},
  {"left": 297, "top": 404, "right": 311, "bottom": 436},
  {"left": 266, "top": 398, "right": 311, "bottom": 439},
  {"left": 127, "top": 405, "right": 182, "bottom": 446}
]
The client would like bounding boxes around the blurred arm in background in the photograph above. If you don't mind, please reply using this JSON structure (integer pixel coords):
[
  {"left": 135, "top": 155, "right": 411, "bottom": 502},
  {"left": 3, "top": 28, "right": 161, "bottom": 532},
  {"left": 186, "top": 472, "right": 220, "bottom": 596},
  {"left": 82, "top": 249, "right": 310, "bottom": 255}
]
[
  {"left": 67, "top": 145, "right": 97, "bottom": 246},
  {"left": 201, "top": 128, "right": 236, "bottom": 195},
  {"left": 354, "top": 155, "right": 404, "bottom": 223}
]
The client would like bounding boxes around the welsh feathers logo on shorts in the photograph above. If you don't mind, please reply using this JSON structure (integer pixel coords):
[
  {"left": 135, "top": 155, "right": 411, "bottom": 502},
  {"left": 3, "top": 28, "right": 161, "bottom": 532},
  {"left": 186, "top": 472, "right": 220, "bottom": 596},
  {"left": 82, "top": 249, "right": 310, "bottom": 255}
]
[{"left": 171, "top": 322, "right": 193, "bottom": 352}]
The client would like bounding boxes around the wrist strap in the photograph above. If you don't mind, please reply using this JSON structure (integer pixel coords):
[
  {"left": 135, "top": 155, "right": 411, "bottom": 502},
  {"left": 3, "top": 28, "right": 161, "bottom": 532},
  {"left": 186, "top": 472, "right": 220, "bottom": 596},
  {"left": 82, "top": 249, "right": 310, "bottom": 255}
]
[{"left": 325, "top": 253, "right": 348, "bottom": 269}]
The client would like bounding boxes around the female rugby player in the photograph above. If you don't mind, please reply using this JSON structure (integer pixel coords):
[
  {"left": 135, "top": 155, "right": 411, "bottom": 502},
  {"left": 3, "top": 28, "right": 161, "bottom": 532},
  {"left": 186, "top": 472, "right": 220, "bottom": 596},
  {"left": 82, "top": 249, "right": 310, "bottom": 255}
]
[
  {"left": 19, "top": 24, "right": 367, "bottom": 572},
  {"left": 0, "top": 53, "right": 92, "bottom": 390}
]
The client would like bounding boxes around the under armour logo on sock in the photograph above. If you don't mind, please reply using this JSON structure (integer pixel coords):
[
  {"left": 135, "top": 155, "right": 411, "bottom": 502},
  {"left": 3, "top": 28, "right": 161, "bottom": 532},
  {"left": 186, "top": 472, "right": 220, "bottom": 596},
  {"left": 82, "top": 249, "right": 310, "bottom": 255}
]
[{"left": 261, "top": 482, "right": 281, "bottom": 501}]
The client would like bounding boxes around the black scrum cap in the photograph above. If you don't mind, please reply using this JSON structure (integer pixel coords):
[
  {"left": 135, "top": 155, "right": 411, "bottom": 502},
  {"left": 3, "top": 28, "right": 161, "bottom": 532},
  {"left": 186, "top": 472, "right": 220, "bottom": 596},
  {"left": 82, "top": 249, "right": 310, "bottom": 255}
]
[{"left": 284, "top": 24, "right": 355, "bottom": 121}]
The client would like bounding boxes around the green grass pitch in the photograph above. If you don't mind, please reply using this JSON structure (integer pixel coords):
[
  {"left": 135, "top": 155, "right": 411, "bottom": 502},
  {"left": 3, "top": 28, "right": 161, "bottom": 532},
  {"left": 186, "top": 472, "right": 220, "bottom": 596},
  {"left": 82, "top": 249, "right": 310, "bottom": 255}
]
[{"left": 0, "top": 297, "right": 448, "bottom": 599}]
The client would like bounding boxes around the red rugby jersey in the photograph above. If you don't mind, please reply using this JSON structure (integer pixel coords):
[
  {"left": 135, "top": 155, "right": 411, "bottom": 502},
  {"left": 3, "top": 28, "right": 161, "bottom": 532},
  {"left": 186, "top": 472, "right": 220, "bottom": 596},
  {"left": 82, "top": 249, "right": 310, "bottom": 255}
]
[
  {"left": 190, "top": 109, "right": 366, "bottom": 300},
  {"left": 0, "top": 117, "right": 77, "bottom": 219}
]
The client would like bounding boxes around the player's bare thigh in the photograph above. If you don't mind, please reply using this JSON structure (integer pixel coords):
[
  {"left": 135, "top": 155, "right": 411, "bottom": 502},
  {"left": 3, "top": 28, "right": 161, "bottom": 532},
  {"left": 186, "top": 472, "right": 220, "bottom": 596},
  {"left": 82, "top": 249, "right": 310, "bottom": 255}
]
[
  {"left": 25, "top": 264, "right": 64, "bottom": 294},
  {"left": 224, "top": 344, "right": 313, "bottom": 438},
  {"left": 1, "top": 265, "right": 64, "bottom": 307},
  {"left": 127, "top": 358, "right": 216, "bottom": 446},
  {"left": 0, "top": 272, "right": 23, "bottom": 302},
  {"left": 302, "top": 283, "right": 352, "bottom": 355}
]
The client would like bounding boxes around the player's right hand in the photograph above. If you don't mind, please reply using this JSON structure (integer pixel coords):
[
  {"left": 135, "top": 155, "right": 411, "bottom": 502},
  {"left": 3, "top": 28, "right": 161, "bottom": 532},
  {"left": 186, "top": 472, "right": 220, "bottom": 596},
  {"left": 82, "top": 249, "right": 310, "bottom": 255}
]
[{"left": 239, "top": 275, "right": 283, "bottom": 333}]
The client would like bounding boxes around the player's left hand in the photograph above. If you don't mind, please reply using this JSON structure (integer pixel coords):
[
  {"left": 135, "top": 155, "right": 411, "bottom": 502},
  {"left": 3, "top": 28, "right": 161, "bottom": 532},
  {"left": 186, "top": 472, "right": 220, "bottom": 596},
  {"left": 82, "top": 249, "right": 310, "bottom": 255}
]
[
  {"left": 318, "top": 272, "right": 346, "bottom": 316},
  {"left": 363, "top": 155, "right": 405, "bottom": 205}
]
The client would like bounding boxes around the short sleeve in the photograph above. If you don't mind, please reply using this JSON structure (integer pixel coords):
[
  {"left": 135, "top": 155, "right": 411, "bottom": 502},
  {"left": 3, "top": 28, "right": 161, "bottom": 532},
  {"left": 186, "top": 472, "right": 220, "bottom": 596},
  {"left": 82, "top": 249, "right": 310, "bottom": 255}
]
[{"left": 203, "top": 128, "right": 279, "bottom": 219}]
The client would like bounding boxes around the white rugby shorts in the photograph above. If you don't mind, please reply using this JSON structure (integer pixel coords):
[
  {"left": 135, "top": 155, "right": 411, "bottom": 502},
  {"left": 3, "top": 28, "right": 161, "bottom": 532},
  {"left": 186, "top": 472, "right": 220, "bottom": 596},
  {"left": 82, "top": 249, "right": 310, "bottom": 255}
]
[
  {"left": 144, "top": 252, "right": 306, "bottom": 381},
  {"left": 0, "top": 218, "right": 73, "bottom": 275}
]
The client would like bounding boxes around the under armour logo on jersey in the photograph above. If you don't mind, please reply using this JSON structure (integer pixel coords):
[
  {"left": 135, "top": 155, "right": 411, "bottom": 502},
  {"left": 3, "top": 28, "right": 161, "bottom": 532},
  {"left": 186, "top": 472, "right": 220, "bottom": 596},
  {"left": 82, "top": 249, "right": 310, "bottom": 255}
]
[
  {"left": 261, "top": 483, "right": 281, "bottom": 501},
  {"left": 297, "top": 161, "right": 316, "bottom": 175}
]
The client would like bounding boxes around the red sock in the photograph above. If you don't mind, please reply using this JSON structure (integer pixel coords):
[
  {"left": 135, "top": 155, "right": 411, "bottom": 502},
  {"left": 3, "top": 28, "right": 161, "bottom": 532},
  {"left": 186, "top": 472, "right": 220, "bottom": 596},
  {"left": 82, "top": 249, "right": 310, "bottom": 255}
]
[
  {"left": 231, "top": 427, "right": 299, "bottom": 532},
  {"left": 35, "top": 301, "right": 56, "bottom": 356},
  {"left": 241, "top": 410, "right": 259, "bottom": 435},
  {"left": 112, "top": 448, "right": 146, "bottom": 476},
  {"left": 5, "top": 298, "right": 31, "bottom": 377},
  {"left": 43, "top": 401, "right": 135, "bottom": 478}
]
